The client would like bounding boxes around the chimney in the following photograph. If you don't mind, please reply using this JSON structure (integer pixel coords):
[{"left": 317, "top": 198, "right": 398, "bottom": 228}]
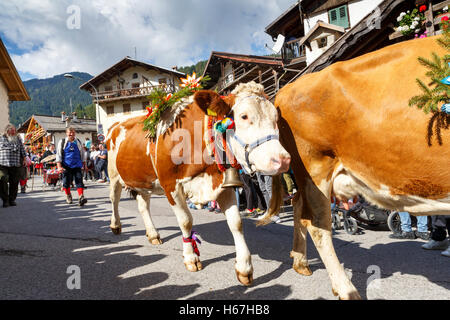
[
  {"left": 72, "top": 112, "right": 77, "bottom": 122},
  {"left": 61, "top": 111, "right": 66, "bottom": 122},
  {"left": 172, "top": 66, "right": 178, "bottom": 71}
]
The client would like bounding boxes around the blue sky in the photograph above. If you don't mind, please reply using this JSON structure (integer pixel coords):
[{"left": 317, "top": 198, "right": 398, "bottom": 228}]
[{"left": 0, "top": 0, "right": 295, "bottom": 81}]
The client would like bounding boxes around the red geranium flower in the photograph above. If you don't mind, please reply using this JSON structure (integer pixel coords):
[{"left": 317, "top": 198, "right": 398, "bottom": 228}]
[
  {"left": 419, "top": 5, "right": 427, "bottom": 12},
  {"left": 441, "top": 16, "right": 449, "bottom": 22}
]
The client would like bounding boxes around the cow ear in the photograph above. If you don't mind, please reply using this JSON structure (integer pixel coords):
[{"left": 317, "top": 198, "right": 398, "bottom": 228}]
[{"left": 194, "top": 90, "right": 232, "bottom": 116}]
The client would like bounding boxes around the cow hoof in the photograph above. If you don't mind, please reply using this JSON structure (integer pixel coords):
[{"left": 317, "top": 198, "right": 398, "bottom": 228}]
[
  {"left": 184, "top": 261, "right": 203, "bottom": 272},
  {"left": 150, "top": 238, "right": 163, "bottom": 245},
  {"left": 332, "top": 288, "right": 362, "bottom": 300},
  {"left": 293, "top": 264, "right": 312, "bottom": 276},
  {"left": 110, "top": 226, "right": 122, "bottom": 235},
  {"left": 235, "top": 270, "right": 253, "bottom": 286},
  {"left": 147, "top": 235, "right": 163, "bottom": 245}
]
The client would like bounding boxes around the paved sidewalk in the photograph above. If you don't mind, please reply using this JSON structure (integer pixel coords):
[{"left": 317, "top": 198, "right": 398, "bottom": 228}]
[{"left": 0, "top": 177, "right": 449, "bottom": 300}]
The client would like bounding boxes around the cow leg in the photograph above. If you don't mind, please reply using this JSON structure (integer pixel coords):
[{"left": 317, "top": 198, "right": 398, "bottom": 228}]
[
  {"left": 291, "top": 194, "right": 312, "bottom": 276},
  {"left": 303, "top": 178, "right": 361, "bottom": 300},
  {"left": 109, "top": 176, "right": 123, "bottom": 235},
  {"left": 136, "top": 193, "right": 162, "bottom": 245},
  {"left": 217, "top": 188, "right": 253, "bottom": 286},
  {"left": 171, "top": 189, "right": 202, "bottom": 272}
]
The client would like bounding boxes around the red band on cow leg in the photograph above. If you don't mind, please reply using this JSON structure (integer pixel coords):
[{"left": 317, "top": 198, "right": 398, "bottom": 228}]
[
  {"left": 77, "top": 188, "right": 83, "bottom": 196},
  {"left": 64, "top": 188, "right": 71, "bottom": 195},
  {"left": 182, "top": 231, "right": 201, "bottom": 256}
]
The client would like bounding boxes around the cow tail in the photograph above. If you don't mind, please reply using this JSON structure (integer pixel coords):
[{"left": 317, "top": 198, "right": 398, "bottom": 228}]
[{"left": 256, "top": 175, "right": 283, "bottom": 227}]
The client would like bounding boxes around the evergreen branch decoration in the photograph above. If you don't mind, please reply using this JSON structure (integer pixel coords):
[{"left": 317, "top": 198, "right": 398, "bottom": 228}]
[
  {"left": 409, "top": 20, "right": 450, "bottom": 114},
  {"left": 409, "top": 18, "right": 450, "bottom": 146},
  {"left": 142, "top": 74, "right": 211, "bottom": 138}
]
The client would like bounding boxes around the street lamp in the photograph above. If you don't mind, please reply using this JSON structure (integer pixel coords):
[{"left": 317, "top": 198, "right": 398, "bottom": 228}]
[{"left": 64, "top": 73, "right": 102, "bottom": 133}]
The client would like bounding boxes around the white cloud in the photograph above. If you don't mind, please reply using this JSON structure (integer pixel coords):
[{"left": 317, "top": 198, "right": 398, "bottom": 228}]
[{"left": 0, "top": 0, "right": 294, "bottom": 79}]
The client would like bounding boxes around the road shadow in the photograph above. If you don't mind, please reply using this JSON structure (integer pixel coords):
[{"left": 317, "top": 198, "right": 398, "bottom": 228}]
[{"left": 3, "top": 185, "right": 449, "bottom": 300}]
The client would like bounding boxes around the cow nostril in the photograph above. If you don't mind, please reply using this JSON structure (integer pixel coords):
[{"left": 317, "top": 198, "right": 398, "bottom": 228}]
[{"left": 270, "top": 157, "right": 281, "bottom": 165}]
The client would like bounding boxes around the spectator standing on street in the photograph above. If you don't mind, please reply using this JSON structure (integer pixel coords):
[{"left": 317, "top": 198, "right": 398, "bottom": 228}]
[
  {"left": 18, "top": 153, "right": 32, "bottom": 194},
  {"left": 0, "top": 124, "right": 26, "bottom": 207},
  {"left": 19, "top": 147, "right": 32, "bottom": 193},
  {"left": 85, "top": 138, "right": 91, "bottom": 150},
  {"left": 256, "top": 172, "right": 281, "bottom": 223},
  {"left": 96, "top": 143, "right": 109, "bottom": 183},
  {"left": 389, "top": 212, "right": 429, "bottom": 240},
  {"left": 42, "top": 144, "right": 56, "bottom": 161},
  {"left": 239, "top": 170, "right": 258, "bottom": 217},
  {"left": 83, "top": 146, "right": 94, "bottom": 181},
  {"left": 90, "top": 144, "right": 100, "bottom": 180},
  {"left": 422, "top": 215, "right": 450, "bottom": 257},
  {"left": 56, "top": 127, "right": 87, "bottom": 206}
]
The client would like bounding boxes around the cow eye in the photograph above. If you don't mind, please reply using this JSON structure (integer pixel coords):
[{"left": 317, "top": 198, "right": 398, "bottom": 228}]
[{"left": 241, "top": 114, "right": 248, "bottom": 120}]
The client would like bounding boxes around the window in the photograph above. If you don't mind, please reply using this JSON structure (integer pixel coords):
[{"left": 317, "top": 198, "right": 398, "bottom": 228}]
[
  {"left": 132, "top": 73, "right": 138, "bottom": 79},
  {"left": 106, "top": 105, "right": 114, "bottom": 115},
  {"left": 132, "top": 83, "right": 140, "bottom": 88},
  {"left": 328, "top": 4, "right": 349, "bottom": 29},
  {"left": 123, "top": 104, "right": 131, "bottom": 113},
  {"left": 142, "top": 101, "right": 149, "bottom": 110},
  {"left": 317, "top": 36, "right": 328, "bottom": 48},
  {"left": 158, "top": 78, "right": 167, "bottom": 84},
  {"left": 104, "top": 85, "right": 113, "bottom": 92}
]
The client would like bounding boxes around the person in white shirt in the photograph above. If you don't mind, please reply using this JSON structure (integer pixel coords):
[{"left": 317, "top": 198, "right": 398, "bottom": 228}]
[{"left": 89, "top": 144, "right": 100, "bottom": 180}]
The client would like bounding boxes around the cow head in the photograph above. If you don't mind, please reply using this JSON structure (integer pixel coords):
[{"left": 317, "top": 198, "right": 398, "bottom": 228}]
[{"left": 194, "top": 82, "right": 291, "bottom": 175}]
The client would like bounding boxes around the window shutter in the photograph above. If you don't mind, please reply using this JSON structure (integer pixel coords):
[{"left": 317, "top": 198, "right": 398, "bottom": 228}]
[
  {"left": 330, "top": 9, "right": 338, "bottom": 24},
  {"left": 328, "top": 5, "right": 349, "bottom": 29}
]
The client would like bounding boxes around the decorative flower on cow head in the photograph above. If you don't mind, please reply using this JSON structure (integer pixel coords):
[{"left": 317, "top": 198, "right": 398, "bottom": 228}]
[{"left": 180, "top": 72, "right": 203, "bottom": 89}]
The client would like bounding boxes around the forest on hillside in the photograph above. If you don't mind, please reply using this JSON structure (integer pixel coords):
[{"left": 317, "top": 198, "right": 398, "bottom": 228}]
[
  {"left": 9, "top": 72, "right": 94, "bottom": 126},
  {"left": 178, "top": 60, "right": 207, "bottom": 76}
]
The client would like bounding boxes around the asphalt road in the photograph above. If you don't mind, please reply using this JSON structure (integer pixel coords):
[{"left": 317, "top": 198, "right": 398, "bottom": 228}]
[{"left": 0, "top": 177, "right": 449, "bottom": 301}]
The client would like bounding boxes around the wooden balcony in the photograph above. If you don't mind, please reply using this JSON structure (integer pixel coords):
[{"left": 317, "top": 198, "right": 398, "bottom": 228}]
[
  {"left": 389, "top": 0, "right": 450, "bottom": 40},
  {"left": 282, "top": 37, "right": 307, "bottom": 65},
  {"left": 92, "top": 84, "right": 177, "bottom": 103}
]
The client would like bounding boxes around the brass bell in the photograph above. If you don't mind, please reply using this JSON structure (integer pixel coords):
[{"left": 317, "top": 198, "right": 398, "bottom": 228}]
[{"left": 222, "top": 167, "right": 244, "bottom": 188}]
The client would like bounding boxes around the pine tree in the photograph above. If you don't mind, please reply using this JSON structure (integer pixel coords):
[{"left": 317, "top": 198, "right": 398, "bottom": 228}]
[{"left": 409, "top": 20, "right": 450, "bottom": 113}]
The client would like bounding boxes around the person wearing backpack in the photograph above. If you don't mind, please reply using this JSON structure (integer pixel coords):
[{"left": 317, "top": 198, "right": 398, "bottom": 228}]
[{"left": 56, "top": 127, "right": 87, "bottom": 206}]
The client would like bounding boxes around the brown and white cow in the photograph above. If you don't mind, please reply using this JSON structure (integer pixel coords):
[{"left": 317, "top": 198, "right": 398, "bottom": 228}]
[
  {"left": 106, "top": 82, "right": 290, "bottom": 286},
  {"left": 267, "top": 35, "right": 450, "bottom": 299}
]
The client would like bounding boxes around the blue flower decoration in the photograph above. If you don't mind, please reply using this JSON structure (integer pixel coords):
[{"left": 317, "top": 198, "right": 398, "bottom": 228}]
[
  {"left": 440, "top": 76, "right": 450, "bottom": 85},
  {"left": 441, "top": 103, "right": 450, "bottom": 114}
]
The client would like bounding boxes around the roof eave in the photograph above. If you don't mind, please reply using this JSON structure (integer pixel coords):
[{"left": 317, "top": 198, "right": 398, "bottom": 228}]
[{"left": 0, "top": 38, "right": 30, "bottom": 101}]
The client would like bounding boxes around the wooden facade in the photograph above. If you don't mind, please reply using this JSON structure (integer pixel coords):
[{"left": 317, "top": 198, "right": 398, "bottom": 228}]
[
  {"left": 17, "top": 115, "right": 97, "bottom": 153},
  {"left": 202, "top": 52, "right": 302, "bottom": 100}
]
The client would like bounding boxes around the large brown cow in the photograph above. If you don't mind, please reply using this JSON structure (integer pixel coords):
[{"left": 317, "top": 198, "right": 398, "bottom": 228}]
[
  {"left": 269, "top": 35, "right": 450, "bottom": 299},
  {"left": 106, "top": 82, "right": 290, "bottom": 286}
]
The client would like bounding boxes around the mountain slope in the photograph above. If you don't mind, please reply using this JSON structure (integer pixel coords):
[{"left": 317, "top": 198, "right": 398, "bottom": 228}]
[{"left": 9, "top": 72, "right": 93, "bottom": 126}]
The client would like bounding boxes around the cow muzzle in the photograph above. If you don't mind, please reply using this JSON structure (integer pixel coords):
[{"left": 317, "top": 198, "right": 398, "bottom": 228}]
[
  {"left": 230, "top": 133, "right": 290, "bottom": 175},
  {"left": 269, "top": 154, "right": 291, "bottom": 174}
]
